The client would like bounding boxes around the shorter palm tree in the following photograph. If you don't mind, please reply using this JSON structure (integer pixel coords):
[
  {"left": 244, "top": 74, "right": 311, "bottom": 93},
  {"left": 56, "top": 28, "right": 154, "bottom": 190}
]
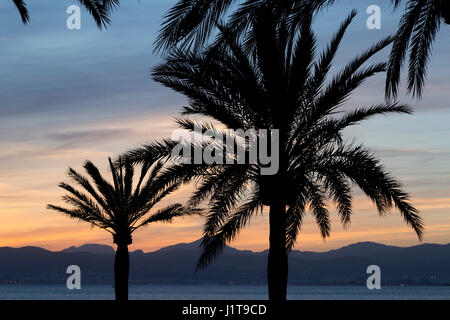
[
  {"left": 12, "top": 0, "right": 120, "bottom": 28},
  {"left": 48, "top": 157, "right": 200, "bottom": 300}
]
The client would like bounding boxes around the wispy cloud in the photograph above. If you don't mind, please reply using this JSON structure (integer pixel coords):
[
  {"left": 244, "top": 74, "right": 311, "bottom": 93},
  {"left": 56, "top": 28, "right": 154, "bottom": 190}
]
[{"left": 47, "top": 128, "right": 136, "bottom": 146}]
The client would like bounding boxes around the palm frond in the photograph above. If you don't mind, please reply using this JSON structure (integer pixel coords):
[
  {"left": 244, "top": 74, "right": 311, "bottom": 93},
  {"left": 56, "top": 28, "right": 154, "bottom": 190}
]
[
  {"left": 13, "top": 0, "right": 29, "bottom": 24},
  {"left": 47, "top": 205, "right": 113, "bottom": 232},
  {"left": 323, "top": 145, "right": 424, "bottom": 239},
  {"left": 386, "top": 0, "right": 428, "bottom": 99},
  {"left": 154, "top": 0, "right": 236, "bottom": 53},
  {"left": 334, "top": 103, "right": 413, "bottom": 130},
  {"left": 66, "top": 167, "right": 112, "bottom": 217},
  {"left": 83, "top": 160, "right": 118, "bottom": 212},
  {"left": 408, "top": 1, "right": 441, "bottom": 97},
  {"left": 311, "top": 36, "right": 392, "bottom": 121},
  {"left": 204, "top": 166, "right": 252, "bottom": 236},
  {"left": 305, "top": 9, "right": 356, "bottom": 100},
  {"left": 197, "top": 195, "right": 262, "bottom": 269},
  {"left": 315, "top": 169, "right": 352, "bottom": 227},
  {"left": 135, "top": 204, "right": 202, "bottom": 229},
  {"left": 287, "top": 11, "right": 315, "bottom": 104},
  {"left": 286, "top": 196, "right": 306, "bottom": 250},
  {"left": 306, "top": 181, "right": 330, "bottom": 238}
]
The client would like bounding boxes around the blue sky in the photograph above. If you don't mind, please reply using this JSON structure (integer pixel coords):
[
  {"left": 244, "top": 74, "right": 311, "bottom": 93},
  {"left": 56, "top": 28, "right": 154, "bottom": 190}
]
[{"left": 0, "top": 0, "right": 449, "bottom": 252}]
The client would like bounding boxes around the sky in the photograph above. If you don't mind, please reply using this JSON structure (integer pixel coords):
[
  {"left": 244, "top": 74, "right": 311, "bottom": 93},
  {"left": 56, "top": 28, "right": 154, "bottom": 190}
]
[{"left": 0, "top": 0, "right": 449, "bottom": 253}]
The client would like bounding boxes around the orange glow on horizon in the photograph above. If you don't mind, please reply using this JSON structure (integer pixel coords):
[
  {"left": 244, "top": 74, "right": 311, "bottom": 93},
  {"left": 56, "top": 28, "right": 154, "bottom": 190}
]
[{"left": 1, "top": 112, "right": 450, "bottom": 254}]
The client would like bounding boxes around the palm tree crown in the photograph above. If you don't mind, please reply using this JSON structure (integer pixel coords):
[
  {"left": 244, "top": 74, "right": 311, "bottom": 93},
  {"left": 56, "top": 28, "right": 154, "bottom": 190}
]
[
  {"left": 48, "top": 157, "right": 198, "bottom": 245},
  {"left": 156, "top": 0, "right": 449, "bottom": 98},
  {"left": 154, "top": 0, "right": 332, "bottom": 52},
  {"left": 125, "top": 8, "right": 424, "bottom": 303}
]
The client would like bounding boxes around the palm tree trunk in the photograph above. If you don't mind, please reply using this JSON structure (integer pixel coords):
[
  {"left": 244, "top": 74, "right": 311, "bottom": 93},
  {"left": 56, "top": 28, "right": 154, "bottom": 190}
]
[
  {"left": 267, "top": 198, "right": 288, "bottom": 308},
  {"left": 114, "top": 242, "right": 129, "bottom": 301}
]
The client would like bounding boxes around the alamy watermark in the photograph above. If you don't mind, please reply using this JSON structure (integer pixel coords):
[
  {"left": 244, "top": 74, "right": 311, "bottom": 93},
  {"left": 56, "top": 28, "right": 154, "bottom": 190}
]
[
  {"left": 367, "top": 5, "right": 382, "bottom": 30},
  {"left": 171, "top": 127, "right": 280, "bottom": 175},
  {"left": 66, "top": 5, "right": 81, "bottom": 30},
  {"left": 366, "top": 265, "right": 381, "bottom": 290},
  {"left": 66, "top": 265, "right": 81, "bottom": 290}
]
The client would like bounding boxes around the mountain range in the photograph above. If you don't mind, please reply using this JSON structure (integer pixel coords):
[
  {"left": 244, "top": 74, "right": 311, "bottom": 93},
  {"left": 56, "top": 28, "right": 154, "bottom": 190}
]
[{"left": 1, "top": 240, "right": 450, "bottom": 285}]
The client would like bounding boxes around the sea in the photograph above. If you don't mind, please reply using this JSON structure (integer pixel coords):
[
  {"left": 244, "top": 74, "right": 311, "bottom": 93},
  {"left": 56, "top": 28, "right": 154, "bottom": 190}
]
[{"left": 0, "top": 284, "right": 449, "bottom": 300}]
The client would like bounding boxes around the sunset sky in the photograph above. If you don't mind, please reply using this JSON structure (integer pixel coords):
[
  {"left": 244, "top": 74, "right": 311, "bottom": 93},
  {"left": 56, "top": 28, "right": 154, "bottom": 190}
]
[{"left": 1, "top": 0, "right": 449, "bottom": 253}]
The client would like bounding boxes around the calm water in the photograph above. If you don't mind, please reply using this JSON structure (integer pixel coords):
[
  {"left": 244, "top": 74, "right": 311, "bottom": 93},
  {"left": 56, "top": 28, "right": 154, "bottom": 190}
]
[{"left": 0, "top": 285, "right": 449, "bottom": 300}]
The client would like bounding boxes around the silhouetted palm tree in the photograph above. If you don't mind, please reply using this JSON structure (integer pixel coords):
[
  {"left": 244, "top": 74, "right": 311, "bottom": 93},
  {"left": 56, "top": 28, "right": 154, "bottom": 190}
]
[
  {"left": 125, "top": 9, "right": 424, "bottom": 305},
  {"left": 11, "top": 0, "right": 120, "bottom": 28},
  {"left": 386, "top": 0, "right": 450, "bottom": 98},
  {"left": 47, "top": 157, "right": 200, "bottom": 301}
]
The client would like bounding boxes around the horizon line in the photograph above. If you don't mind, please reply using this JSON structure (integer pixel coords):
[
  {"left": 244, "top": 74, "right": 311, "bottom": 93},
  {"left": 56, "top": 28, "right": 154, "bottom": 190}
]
[{"left": 3, "top": 240, "right": 450, "bottom": 255}]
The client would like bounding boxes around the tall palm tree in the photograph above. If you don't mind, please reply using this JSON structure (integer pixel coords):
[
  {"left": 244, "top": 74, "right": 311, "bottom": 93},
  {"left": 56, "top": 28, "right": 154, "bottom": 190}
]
[
  {"left": 11, "top": 0, "right": 120, "bottom": 28},
  {"left": 386, "top": 0, "right": 450, "bottom": 98},
  {"left": 47, "top": 157, "right": 200, "bottom": 300},
  {"left": 125, "top": 8, "right": 424, "bottom": 305}
]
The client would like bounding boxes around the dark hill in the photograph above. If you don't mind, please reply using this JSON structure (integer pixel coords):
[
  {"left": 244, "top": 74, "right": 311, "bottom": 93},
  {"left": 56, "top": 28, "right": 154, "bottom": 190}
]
[{"left": 1, "top": 241, "right": 449, "bottom": 285}]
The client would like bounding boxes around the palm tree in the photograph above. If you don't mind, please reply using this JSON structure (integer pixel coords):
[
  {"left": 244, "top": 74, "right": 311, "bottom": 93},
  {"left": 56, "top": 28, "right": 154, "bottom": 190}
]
[
  {"left": 11, "top": 0, "right": 120, "bottom": 28},
  {"left": 125, "top": 8, "right": 424, "bottom": 305},
  {"left": 47, "top": 157, "right": 200, "bottom": 300},
  {"left": 386, "top": 0, "right": 450, "bottom": 98}
]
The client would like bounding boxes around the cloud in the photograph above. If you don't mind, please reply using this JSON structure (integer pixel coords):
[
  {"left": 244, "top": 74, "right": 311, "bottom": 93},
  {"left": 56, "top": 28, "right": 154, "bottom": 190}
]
[
  {"left": 47, "top": 128, "right": 136, "bottom": 147},
  {"left": 374, "top": 147, "right": 450, "bottom": 158}
]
